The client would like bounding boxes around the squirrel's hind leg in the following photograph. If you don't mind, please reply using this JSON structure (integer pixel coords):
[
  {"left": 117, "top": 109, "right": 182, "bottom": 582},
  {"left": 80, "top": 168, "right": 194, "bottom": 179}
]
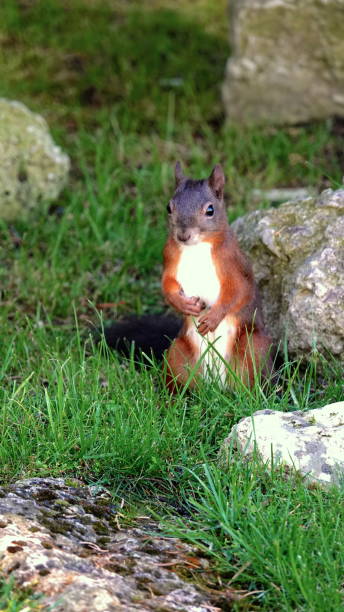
[
  {"left": 233, "top": 329, "right": 274, "bottom": 388},
  {"left": 164, "top": 336, "right": 200, "bottom": 393}
]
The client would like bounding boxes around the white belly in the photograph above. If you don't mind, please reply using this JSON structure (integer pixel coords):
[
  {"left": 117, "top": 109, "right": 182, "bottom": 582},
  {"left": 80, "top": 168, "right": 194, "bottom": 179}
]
[
  {"left": 187, "top": 315, "right": 238, "bottom": 385},
  {"left": 176, "top": 242, "right": 237, "bottom": 385},
  {"left": 176, "top": 242, "right": 220, "bottom": 307}
]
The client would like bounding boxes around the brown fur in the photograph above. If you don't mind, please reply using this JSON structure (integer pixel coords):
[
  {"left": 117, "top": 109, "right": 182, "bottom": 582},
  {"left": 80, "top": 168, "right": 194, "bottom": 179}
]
[{"left": 162, "top": 163, "right": 273, "bottom": 391}]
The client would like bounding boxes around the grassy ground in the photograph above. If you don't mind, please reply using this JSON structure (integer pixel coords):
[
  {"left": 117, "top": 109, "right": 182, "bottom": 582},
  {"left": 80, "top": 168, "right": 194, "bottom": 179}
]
[
  {"left": 0, "top": 578, "right": 42, "bottom": 611},
  {"left": 0, "top": 0, "right": 343, "bottom": 609}
]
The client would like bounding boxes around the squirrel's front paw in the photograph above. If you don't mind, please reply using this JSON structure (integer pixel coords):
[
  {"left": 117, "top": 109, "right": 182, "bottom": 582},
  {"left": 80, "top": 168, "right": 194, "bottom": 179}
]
[
  {"left": 197, "top": 309, "right": 223, "bottom": 335},
  {"left": 180, "top": 295, "right": 203, "bottom": 316},
  {"left": 168, "top": 292, "right": 203, "bottom": 316}
]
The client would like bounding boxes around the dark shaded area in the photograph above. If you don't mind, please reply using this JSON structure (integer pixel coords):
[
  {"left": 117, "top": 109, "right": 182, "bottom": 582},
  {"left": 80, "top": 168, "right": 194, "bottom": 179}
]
[
  {"left": 0, "top": 0, "right": 227, "bottom": 134},
  {"left": 99, "top": 313, "right": 182, "bottom": 363}
]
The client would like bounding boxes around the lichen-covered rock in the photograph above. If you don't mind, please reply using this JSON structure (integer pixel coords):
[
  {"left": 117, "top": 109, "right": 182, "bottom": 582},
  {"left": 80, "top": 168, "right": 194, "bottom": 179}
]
[
  {"left": 223, "top": 0, "right": 344, "bottom": 125},
  {"left": 232, "top": 188, "right": 344, "bottom": 362},
  {"left": 0, "top": 478, "right": 219, "bottom": 611},
  {"left": 0, "top": 99, "right": 70, "bottom": 221},
  {"left": 220, "top": 402, "right": 344, "bottom": 486}
]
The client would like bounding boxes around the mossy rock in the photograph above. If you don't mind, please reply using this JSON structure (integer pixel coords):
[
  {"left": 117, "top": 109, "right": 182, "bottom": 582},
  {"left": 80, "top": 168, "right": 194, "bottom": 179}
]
[
  {"left": 0, "top": 478, "right": 217, "bottom": 612},
  {"left": 232, "top": 188, "right": 344, "bottom": 362},
  {"left": 223, "top": 0, "right": 344, "bottom": 124},
  {"left": 0, "top": 98, "right": 70, "bottom": 221}
]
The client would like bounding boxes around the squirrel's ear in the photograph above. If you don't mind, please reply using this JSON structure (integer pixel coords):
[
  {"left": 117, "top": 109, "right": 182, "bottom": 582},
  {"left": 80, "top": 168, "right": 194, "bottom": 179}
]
[
  {"left": 208, "top": 164, "right": 225, "bottom": 199},
  {"left": 175, "top": 161, "right": 185, "bottom": 187}
]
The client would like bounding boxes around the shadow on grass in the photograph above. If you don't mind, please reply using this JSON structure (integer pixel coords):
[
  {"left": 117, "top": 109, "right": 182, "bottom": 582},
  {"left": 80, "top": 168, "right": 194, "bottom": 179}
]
[{"left": 0, "top": 0, "right": 227, "bottom": 133}]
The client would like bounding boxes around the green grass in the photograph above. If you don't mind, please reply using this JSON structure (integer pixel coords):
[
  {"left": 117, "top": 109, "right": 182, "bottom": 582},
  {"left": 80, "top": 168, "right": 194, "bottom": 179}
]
[
  {"left": 164, "top": 461, "right": 344, "bottom": 611},
  {"left": 0, "top": 0, "right": 344, "bottom": 610},
  {"left": 0, "top": 577, "right": 43, "bottom": 611}
]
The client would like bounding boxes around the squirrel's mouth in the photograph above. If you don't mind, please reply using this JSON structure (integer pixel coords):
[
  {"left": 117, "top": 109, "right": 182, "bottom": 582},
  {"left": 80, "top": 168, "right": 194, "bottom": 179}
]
[{"left": 175, "top": 229, "right": 200, "bottom": 246}]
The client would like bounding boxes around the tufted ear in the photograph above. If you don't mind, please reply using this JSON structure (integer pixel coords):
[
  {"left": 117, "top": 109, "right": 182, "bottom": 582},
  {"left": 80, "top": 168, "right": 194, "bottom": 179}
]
[
  {"left": 208, "top": 164, "right": 225, "bottom": 199},
  {"left": 174, "top": 161, "right": 185, "bottom": 187}
]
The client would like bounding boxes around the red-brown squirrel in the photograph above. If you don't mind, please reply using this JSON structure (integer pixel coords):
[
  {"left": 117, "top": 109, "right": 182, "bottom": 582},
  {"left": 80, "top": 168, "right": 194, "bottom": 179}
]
[
  {"left": 161, "top": 162, "right": 273, "bottom": 390},
  {"left": 101, "top": 162, "right": 273, "bottom": 389}
]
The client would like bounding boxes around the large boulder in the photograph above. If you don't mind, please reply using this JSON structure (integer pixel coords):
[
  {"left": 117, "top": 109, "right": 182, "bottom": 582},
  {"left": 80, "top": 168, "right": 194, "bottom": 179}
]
[
  {"left": 223, "top": 0, "right": 344, "bottom": 125},
  {"left": 0, "top": 99, "right": 70, "bottom": 221},
  {"left": 220, "top": 402, "right": 344, "bottom": 486},
  {"left": 232, "top": 188, "right": 344, "bottom": 362},
  {"left": 0, "top": 478, "right": 221, "bottom": 611}
]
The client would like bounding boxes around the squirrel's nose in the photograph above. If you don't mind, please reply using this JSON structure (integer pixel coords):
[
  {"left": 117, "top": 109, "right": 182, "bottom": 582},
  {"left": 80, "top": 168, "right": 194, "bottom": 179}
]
[{"left": 177, "top": 232, "right": 191, "bottom": 243}]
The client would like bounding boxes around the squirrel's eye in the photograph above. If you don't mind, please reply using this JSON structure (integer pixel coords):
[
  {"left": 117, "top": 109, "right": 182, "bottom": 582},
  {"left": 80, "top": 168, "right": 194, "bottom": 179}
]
[
  {"left": 205, "top": 204, "right": 214, "bottom": 217},
  {"left": 167, "top": 203, "right": 172, "bottom": 214}
]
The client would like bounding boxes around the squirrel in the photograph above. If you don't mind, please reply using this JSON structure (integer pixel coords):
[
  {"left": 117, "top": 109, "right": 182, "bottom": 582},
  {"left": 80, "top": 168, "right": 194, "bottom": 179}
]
[
  {"left": 101, "top": 163, "right": 273, "bottom": 389},
  {"left": 161, "top": 162, "right": 273, "bottom": 390}
]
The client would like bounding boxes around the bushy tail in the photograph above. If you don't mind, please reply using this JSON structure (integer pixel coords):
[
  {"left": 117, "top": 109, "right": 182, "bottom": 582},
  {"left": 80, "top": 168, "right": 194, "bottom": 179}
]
[{"left": 98, "top": 313, "right": 182, "bottom": 363}]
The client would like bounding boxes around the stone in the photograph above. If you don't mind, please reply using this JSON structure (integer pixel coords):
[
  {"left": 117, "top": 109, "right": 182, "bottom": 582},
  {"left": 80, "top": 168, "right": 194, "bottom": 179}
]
[
  {"left": 232, "top": 187, "right": 344, "bottom": 362},
  {"left": 223, "top": 0, "right": 344, "bottom": 125},
  {"left": 0, "top": 478, "right": 220, "bottom": 611},
  {"left": 0, "top": 99, "right": 70, "bottom": 221},
  {"left": 220, "top": 402, "right": 344, "bottom": 486}
]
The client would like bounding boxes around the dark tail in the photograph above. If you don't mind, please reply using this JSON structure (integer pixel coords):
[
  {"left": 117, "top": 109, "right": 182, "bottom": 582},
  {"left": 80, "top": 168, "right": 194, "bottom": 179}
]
[{"left": 98, "top": 313, "right": 182, "bottom": 363}]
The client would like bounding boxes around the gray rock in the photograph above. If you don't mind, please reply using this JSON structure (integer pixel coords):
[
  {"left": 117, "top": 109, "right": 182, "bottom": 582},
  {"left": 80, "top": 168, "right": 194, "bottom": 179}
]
[
  {"left": 220, "top": 402, "right": 344, "bottom": 486},
  {"left": 0, "top": 99, "right": 70, "bottom": 221},
  {"left": 232, "top": 188, "right": 344, "bottom": 362},
  {"left": 0, "top": 478, "right": 218, "bottom": 611},
  {"left": 223, "top": 0, "right": 344, "bottom": 125}
]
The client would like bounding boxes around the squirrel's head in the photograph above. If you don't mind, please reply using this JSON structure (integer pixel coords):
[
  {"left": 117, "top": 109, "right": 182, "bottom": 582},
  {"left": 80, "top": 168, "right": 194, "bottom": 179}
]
[{"left": 167, "top": 162, "right": 227, "bottom": 246}]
